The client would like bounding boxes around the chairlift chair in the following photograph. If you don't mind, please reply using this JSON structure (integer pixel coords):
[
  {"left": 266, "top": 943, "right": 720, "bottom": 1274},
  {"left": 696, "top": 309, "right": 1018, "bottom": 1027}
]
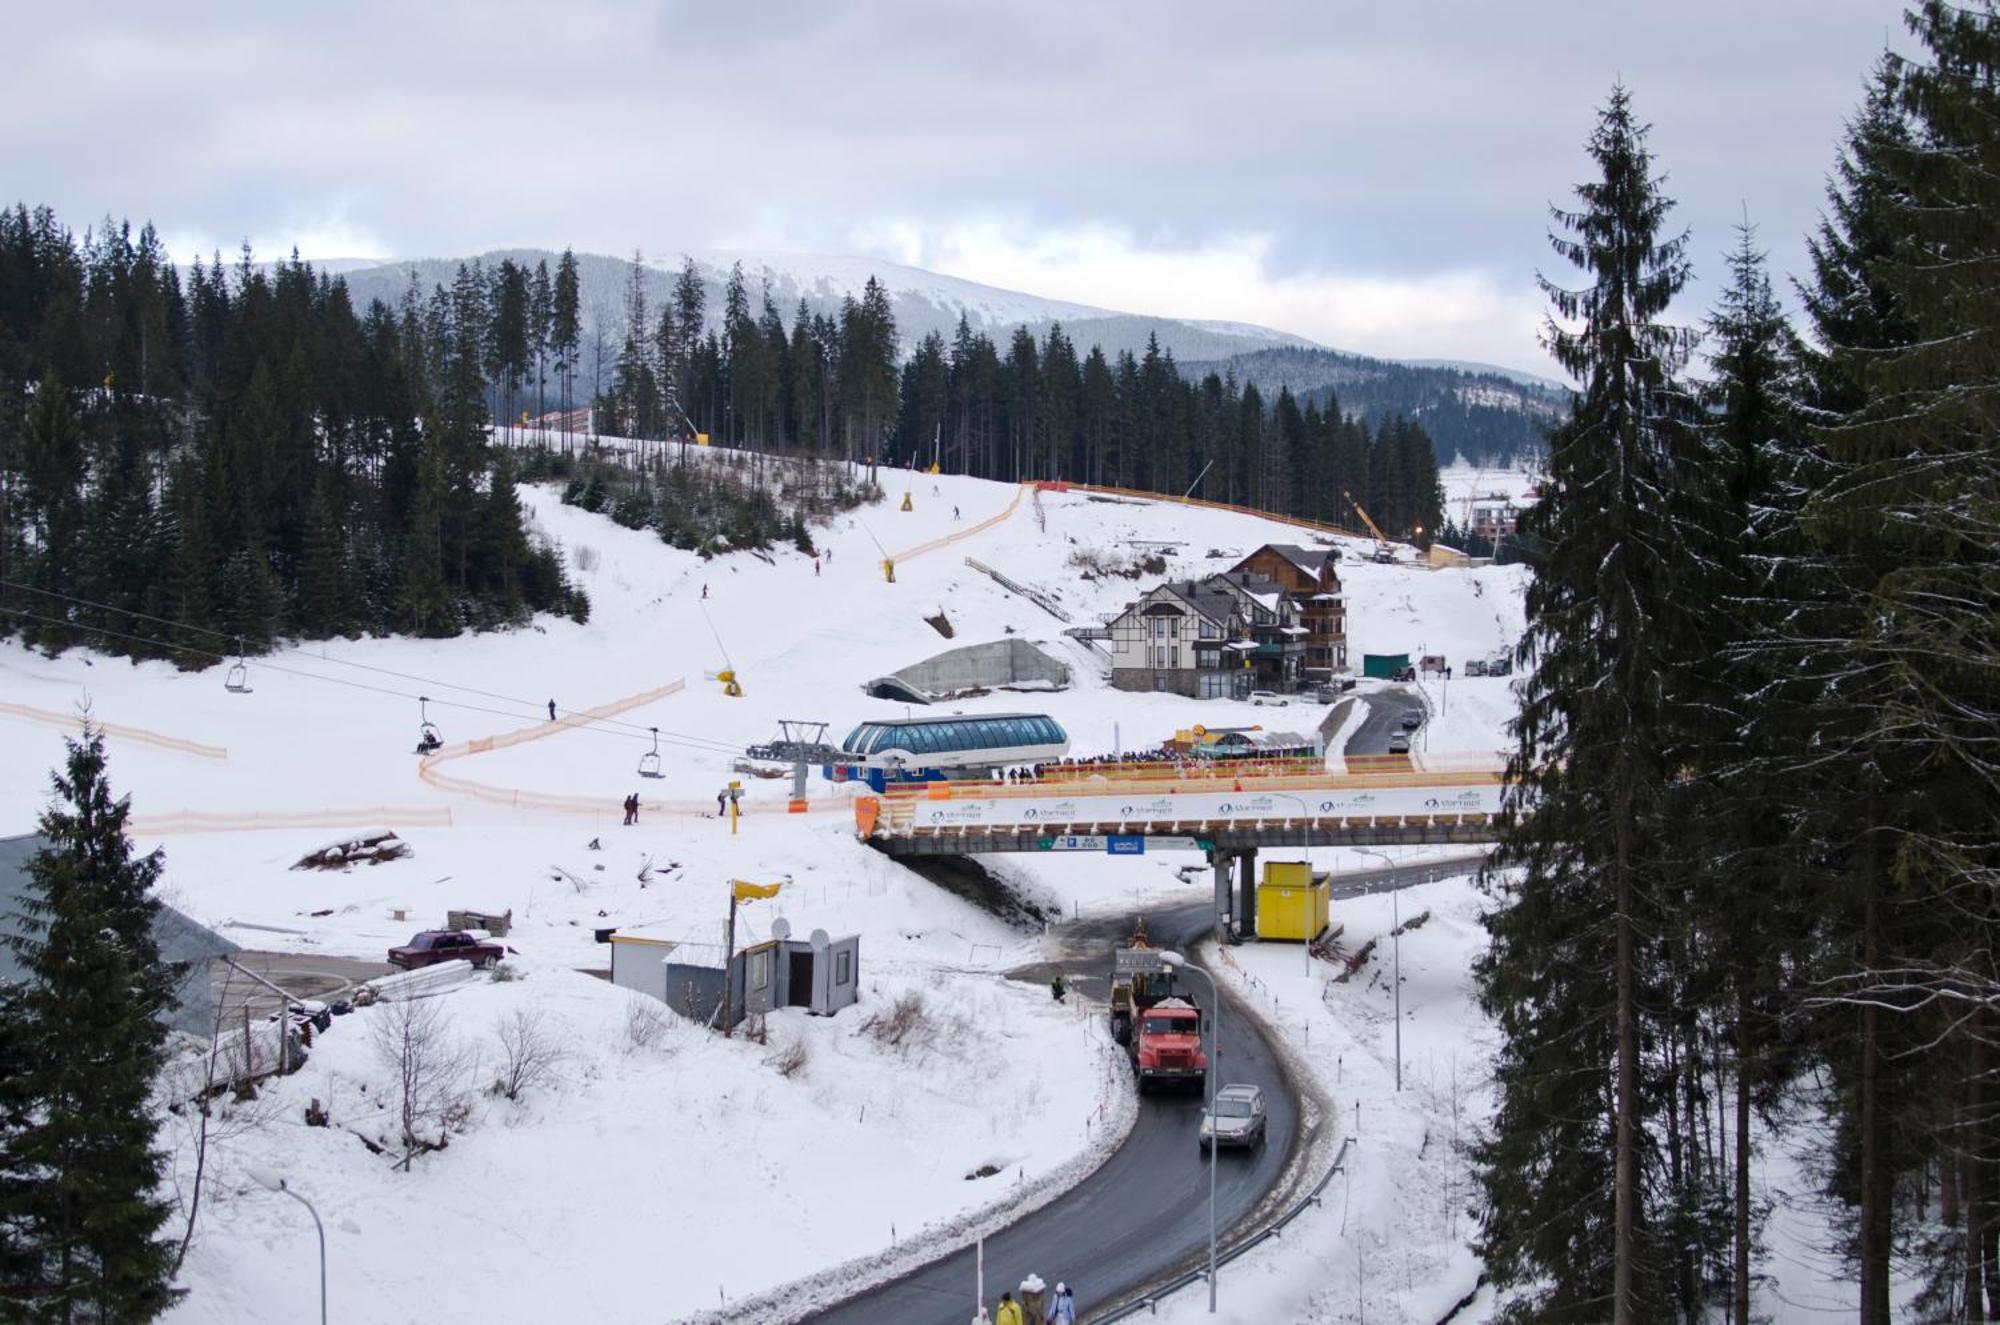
[
  {"left": 637, "top": 727, "right": 664, "bottom": 779},
  {"left": 415, "top": 695, "right": 444, "bottom": 754},
  {"left": 223, "top": 640, "right": 252, "bottom": 694}
]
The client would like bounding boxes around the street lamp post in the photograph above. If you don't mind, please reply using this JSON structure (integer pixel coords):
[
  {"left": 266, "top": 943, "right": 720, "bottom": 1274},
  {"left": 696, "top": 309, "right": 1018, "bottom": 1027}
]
[
  {"left": 248, "top": 1166, "right": 325, "bottom": 1325},
  {"left": 1160, "top": 950, "right": 1220, "bottom": 1313},
  {"left": 1354, "top": 847, "right": 1402, "bottom": 1093}
]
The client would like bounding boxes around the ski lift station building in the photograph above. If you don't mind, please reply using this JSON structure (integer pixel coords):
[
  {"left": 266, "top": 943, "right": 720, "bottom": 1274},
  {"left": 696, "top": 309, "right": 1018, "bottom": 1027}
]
[{"left": 609, "top": 923, "right": 860, "bottom": 1030}]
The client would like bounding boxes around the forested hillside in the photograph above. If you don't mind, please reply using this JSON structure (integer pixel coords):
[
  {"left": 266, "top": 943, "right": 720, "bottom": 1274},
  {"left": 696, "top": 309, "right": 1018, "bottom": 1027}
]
[
  {"left": 0, "top": 213, "right": 1447, "bottom": 672},
  {"left": 1183, "top": 345, "right": 1566, "bottom": 468},
  {"left": 590, "top": 256, "right": 1445, "bottom": 540},
  {"left": 0, "top": 212, "right": 588, "bottom": 664}
]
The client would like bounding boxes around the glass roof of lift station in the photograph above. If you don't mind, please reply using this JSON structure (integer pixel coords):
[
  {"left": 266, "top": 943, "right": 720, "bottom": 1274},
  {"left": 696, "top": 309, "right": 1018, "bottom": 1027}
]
[{"left": 839, "top": 713, "right": 1069, "bottom": 759}]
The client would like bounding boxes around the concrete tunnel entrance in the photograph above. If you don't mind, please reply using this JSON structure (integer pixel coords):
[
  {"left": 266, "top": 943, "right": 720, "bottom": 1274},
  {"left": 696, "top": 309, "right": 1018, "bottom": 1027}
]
[{"left": 863, "top": 638, "right": 1071, "bottom": 704}]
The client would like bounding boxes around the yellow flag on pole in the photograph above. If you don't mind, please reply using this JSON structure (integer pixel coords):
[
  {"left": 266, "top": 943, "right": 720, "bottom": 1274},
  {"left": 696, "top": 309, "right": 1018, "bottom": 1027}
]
[{"left": 732, "top": 880, "right": 781, "bottom": 902}]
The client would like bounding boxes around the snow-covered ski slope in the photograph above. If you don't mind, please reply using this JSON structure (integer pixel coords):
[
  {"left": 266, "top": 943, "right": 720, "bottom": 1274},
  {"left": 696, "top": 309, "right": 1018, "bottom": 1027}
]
[{"left": 0, "top": 458, "right": 1528, "bottom": 1323}]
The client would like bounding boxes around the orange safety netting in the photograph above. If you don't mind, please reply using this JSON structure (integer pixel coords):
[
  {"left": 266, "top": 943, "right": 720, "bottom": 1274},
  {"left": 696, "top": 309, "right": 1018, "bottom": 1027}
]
[
  {"left": 1, "top": 701, "right": 228, "bottom": 760},
  {"left": 1041, "top": 480, "right": 1374, "bottom": 543},
  {"left": 130, "top": 805, "right": 455, "bottom": 836},
  {"left": 415, "top": 678, "right": 738, "bottom": 818},
  {"left": 888, "top": 483, "right": 1029, "bottom": 563}
]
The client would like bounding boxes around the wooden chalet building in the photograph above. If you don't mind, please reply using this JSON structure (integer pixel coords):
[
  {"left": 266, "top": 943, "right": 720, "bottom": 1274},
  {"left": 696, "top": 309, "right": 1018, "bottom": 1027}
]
[
  {"left": 1107, "top": 580, "right": 1252, "bottom": 698},
  {"left": 1226, "top": 545, "right": 1348, "bottom": 678}
]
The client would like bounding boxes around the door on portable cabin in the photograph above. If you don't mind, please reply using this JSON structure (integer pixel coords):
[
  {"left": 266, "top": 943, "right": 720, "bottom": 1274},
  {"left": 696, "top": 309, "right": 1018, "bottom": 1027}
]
[{"left": 787, "top": 950, "right": 814, "bottom": 1008}]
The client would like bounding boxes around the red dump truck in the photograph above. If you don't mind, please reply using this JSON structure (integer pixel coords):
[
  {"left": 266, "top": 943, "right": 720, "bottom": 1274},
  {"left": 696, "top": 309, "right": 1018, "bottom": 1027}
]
[
  {"left": 1131, "top": 995, "right": 1207, "bottom": 1093},
  {"left": 1109, "top": 921, "right": 1209, "bottom": 1094}
]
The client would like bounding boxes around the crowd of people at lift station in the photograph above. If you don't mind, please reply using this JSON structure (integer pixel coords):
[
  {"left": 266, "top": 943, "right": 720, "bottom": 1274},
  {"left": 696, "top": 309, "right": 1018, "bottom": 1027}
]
[{"left": 988, "top": 1275, "right": 1074, "bottom": 1325}]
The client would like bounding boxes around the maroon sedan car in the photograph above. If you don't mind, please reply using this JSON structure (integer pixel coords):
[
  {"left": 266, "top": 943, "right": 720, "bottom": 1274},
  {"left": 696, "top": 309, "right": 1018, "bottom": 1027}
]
[{"left": 387, "top": 930, "right": 508, "bottom": 970}]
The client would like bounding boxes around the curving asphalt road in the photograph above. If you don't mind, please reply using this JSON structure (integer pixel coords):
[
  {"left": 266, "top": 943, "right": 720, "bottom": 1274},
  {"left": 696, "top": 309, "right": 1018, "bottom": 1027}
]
[
  {"left": 1343, "top": 684, "right": 1427, "bottom": 758},
  {"left": 806, "top": 902, "right": 1301, "bottom": 1325}
]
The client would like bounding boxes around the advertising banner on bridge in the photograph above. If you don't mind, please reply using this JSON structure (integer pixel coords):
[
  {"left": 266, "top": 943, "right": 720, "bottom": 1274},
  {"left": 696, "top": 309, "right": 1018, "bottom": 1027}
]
[{"left": 915, "top": 781, "right": 1499, "bottom": 831}]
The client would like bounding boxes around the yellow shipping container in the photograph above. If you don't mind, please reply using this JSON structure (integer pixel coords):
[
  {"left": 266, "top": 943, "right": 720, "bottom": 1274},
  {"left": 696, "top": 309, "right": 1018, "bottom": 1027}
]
[{"left": 1256, "top": 861, "right": 1330, "bottom": 941}]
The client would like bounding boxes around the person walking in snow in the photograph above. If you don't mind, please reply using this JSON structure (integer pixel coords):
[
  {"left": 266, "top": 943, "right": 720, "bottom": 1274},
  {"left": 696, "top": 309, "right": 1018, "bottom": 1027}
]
[
  {"left": 813, "top": 557, "right": 821, "bottom": 576},
  {"left": 716, "top": 789, "right": 728, "bottom": 817},
  {"left": 548, "top": 699, "right": 558, "bottom": 721},
  {"left": 953, "top": 505, "right": 960, "bottom": 520},
  {"left": 993, "top": 1292, "right": 1022, "bottom": 1325},
  {"left": 701, "top": 584, "right": 709, "bottom": 599},
  {"left": 1048, "top": 1283, "right": 1075, "bottom": 1325},
  {"left": 622, "top": 793, "right": 638, "bottom": 826},
  {"left": 1017, "top": 1276, "right": 1047, "bottom": 1325}
]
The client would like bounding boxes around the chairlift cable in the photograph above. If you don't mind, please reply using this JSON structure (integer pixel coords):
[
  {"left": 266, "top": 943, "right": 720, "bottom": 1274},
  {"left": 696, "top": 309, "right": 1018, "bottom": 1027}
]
[
  {"left": 0, "top": 582, "right": 740, "bottom": 752},
  {"left": 1, "top": 609, "right": 741, "bottom": 757}
]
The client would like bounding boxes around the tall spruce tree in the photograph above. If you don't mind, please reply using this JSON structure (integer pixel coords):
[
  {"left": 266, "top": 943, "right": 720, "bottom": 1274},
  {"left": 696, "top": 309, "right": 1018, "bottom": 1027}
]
[
  {"left": 1476, "top": 85, "right": 1707, "bottom": 1325},
  {"left": 1695, "top": 220, "right": 1812, "bottom": 1325},
  {"left": 1794, "top": 14, "right": 2000, "bottom": 1316},
  {"left": 0, "top": 726, "right": 180, "bottom": 1321}
]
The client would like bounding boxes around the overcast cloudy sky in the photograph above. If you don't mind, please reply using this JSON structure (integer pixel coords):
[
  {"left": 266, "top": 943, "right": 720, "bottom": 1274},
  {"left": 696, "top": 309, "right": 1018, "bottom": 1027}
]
[{"left": 7, "top": 1, "right": 1909, "bottom": 375}]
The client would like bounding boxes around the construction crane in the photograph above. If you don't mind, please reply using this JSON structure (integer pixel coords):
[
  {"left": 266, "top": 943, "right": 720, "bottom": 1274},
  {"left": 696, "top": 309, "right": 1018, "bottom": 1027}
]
[{"left": 1343, "top": 490, "right": 1399, "bottom": 564}]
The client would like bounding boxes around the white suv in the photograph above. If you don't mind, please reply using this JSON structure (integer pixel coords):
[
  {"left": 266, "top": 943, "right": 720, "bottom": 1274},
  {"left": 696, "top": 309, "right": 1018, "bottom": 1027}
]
[
  {"left": 1247, "top": 691, "right": 1287, "bottom": 706},
  {"left": 1199, "top": 1083, "right": 1267, "bottom": 1150}
]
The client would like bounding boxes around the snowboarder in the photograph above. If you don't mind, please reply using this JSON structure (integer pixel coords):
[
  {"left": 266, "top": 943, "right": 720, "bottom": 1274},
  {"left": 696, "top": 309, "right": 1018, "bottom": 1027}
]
[
  {"left": 993, "top": 1292, "right": 1022, "bottom": 1325},
  {"left": 548, "top": 699, "right": 558, "bottom": 721},
  {"left": 1050, "top": 973, "right": 1066, "bottom": 1003},
  {"left": 814, "top": 557, "right": 821, "bottom": 576},
  {"left": 953, "top": 505, "right": 960, "bottom": 520},
  {"left": 1048, "top": 1283, "right": 1076, "bottom": 1325},
  {"left": 701, "top": 584, "right": 709, "bottom": 599}
]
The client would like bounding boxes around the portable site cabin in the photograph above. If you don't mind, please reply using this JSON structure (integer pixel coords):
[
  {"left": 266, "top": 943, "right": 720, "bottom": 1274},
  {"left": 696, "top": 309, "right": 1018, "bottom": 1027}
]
[
  {"left": 608, "top": 923, "right": 860, "bottom": 1029},
  {"left": 1255, "top": 860, "right": 1331, "bottom": 942},
  {"left": 1361, "top": 653, "right": 1411, "bottom": 680}
]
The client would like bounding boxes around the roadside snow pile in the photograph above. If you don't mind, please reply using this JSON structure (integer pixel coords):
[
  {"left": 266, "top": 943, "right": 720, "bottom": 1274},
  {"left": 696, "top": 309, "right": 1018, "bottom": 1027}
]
[{"left": 164, "top": 959, "right": 1121, "bottom": 1325}]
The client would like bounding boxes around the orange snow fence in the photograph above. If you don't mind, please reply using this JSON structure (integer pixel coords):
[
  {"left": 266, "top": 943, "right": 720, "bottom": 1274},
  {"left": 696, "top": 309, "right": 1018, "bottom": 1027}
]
[
  {"left": 418, "top": 678, "right": 713, "bottom": 817},
  {"left": 1, "top": 701, "right": 227, "bottom": 761},
  {"left": 130, "top": 805, "right": 454, "bottom": 836},
  {"left": 889, "top": 483, "right": 1029, "bottom": 564}
]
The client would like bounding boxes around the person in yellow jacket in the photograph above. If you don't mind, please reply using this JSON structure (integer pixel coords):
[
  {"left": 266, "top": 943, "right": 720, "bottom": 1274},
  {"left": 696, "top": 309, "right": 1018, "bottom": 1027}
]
[{"left": 994, "top": 1290, "right": 1023, "bottom": 1325}]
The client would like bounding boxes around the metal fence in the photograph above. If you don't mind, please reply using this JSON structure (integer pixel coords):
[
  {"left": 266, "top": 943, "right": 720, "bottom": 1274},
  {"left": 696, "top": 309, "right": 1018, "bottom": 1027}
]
[{"left": 1086, "top": 1136, "right": 1355, "bottom": 1323}]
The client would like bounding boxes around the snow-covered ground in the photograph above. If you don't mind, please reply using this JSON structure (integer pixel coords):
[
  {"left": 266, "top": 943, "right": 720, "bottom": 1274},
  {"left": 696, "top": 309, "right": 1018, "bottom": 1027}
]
[{"left": 1, "top": 459, "right": 1532, "bottom": 1323}]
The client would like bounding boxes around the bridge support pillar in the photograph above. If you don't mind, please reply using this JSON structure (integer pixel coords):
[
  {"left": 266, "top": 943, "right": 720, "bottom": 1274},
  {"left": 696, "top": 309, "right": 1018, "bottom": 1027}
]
[
  {"left": 1211, "top": 850, "right": 1233, "bottom": 939},
  {"left": 1237, "top": 849, "right": 1258, "bottom": 938}
]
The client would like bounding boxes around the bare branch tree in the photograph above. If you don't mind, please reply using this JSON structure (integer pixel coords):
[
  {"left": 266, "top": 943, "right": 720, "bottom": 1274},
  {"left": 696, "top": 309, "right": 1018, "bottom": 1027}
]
[
  {"left": 371, "top": 994, "right": 475, "bottom": 1170},
  {"left": 491, "top": 1007, "right": 565, "bottom": 1101}
]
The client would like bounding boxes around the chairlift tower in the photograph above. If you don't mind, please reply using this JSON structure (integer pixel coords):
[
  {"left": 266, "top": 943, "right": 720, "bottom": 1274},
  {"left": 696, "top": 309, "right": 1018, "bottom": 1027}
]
[{"left": 744, "top": 720, "right": 844, "bottom": 810}]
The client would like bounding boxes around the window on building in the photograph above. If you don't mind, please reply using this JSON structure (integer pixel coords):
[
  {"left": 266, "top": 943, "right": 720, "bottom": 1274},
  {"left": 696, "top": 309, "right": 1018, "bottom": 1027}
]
[
  {"left": 835, "top": 951, "right": 852, "bottom": 985},
  {"left": 1199, "top": 620, "right": 1219, "bottom": 638},
  {"left": 750, "top": 950, "right": 771, "bottom": 991}
]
